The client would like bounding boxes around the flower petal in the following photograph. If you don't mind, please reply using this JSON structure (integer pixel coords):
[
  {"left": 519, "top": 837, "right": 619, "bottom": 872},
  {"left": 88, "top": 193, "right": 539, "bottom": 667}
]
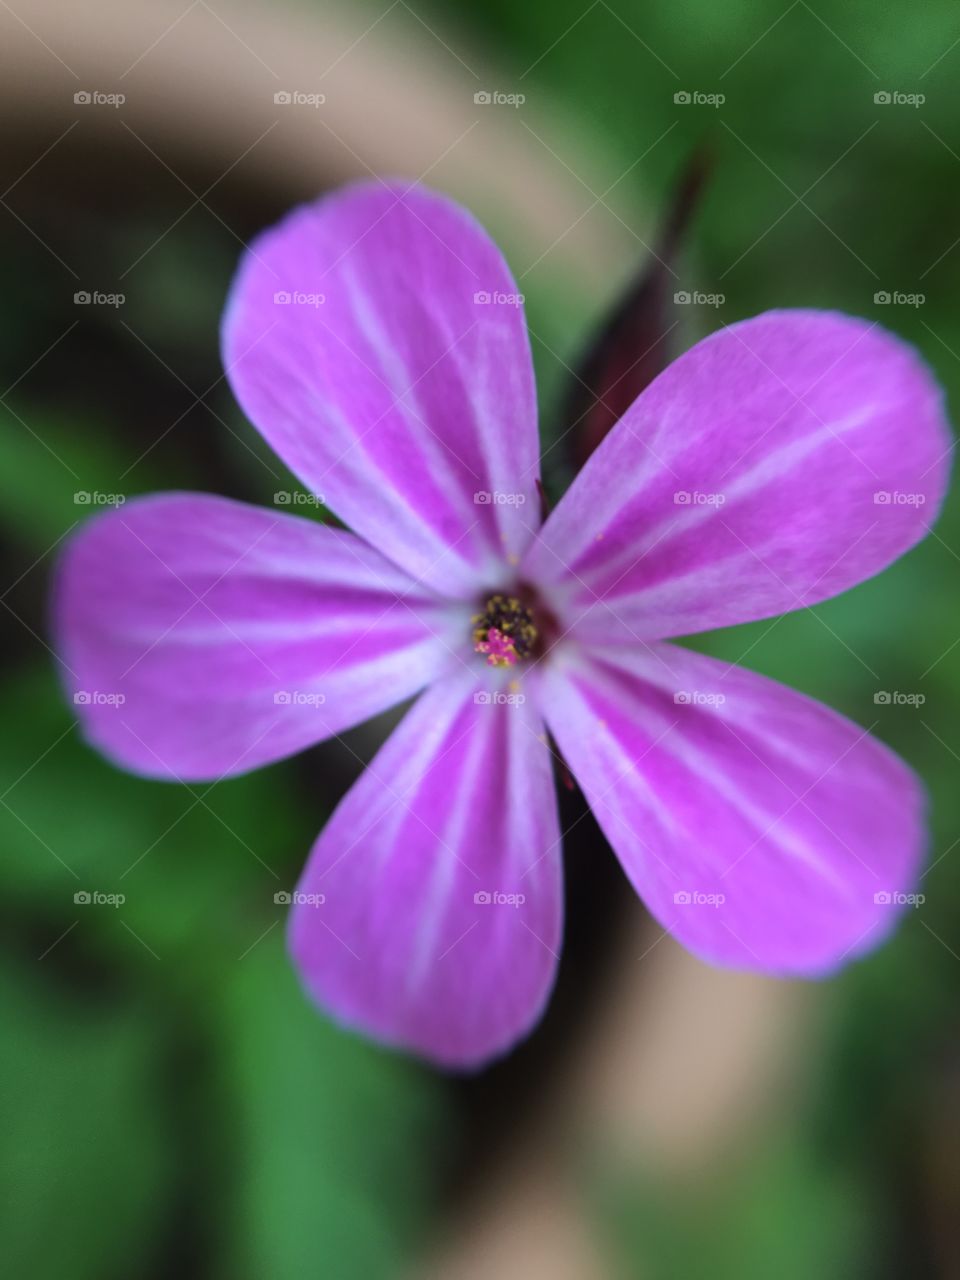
[
  {"left": 524, "top": 311, "right": 950, "bottom": 641},
  {"left": 288, "top": 670, "right": 562, "bottom": 1069},
  {"left": 54, "top": 494, "right": 465, "bottom": 780},
  {"left": 541, "top": 643, "right": 926, "bottom": 974},
  {"left": 222, "top": 180, "right": 541, "bottom": 596}
]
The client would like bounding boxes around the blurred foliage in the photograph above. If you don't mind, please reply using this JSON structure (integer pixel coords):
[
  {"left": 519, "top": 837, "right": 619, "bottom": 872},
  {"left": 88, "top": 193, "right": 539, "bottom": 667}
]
[
  {"left": 2, "top": 0, "right": 960, "bottom": 1276},
  {"left": 598, "top": 1133, "right": 877, "bottom": 1279},
  {"left": 1, "top": 958, "right": 172, "bottom": 1279},
  {"left": 220, "top": 945, "right": 447, "bottom": 1280}
]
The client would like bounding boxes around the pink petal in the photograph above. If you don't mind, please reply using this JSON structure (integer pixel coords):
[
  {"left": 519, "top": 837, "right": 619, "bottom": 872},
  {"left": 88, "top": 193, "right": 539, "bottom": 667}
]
[
  {"left": 54, "top": 494, "right": 465, "bottom": 780},
  {"left": 222, "top": 180, "right": 540, "bottom": 597},
  {"left": 524, "top": 311, "right": 950, "bottom": 641},
  {"left": 288, "top": 671, "right": 562, "bottom": 1069},
  {"left": 541, "top": 643, "right": 926, "bottom": 973}
]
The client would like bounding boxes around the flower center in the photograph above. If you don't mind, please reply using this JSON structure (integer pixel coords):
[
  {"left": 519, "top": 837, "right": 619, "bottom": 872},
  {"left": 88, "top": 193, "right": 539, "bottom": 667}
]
[{"left": 472, "top": 594, "right": 538, "bottom": 667}]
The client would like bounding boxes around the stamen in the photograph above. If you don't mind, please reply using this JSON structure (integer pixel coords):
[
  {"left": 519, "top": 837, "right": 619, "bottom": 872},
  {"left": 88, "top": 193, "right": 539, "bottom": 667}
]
[{"left": 475, "top": 627, "right": 518, "bottom": 666}]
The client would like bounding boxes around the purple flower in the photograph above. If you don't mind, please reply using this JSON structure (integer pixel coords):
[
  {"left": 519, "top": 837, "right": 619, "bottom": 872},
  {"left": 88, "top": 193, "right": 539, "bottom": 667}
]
[{"left": 54, "top": 181, "right": 951, "bottom": 1069}]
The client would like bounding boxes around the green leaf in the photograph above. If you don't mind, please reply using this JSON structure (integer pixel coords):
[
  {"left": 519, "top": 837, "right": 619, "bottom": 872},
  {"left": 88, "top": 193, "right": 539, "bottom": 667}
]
[
  {"left": 218, "top": 936, "right": 449, "bottom": 1280},
  {"left": 0, "top": 959, "right": 173, "bottom": 1279}
]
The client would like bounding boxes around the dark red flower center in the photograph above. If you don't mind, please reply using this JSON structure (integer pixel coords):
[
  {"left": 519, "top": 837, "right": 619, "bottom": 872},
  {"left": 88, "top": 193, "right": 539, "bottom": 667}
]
[
  {"left": 472, "top": 588, "right": 559, "bottom": 667},
  {"left": 472, "top": 594, "right": 537, "bottom": 667}
]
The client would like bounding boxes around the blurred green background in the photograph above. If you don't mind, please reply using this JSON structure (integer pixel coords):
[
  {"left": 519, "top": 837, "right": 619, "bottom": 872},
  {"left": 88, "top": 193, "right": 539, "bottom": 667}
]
[{"left": 2, "top": 1, "right": 959, "bottom": 1276}]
